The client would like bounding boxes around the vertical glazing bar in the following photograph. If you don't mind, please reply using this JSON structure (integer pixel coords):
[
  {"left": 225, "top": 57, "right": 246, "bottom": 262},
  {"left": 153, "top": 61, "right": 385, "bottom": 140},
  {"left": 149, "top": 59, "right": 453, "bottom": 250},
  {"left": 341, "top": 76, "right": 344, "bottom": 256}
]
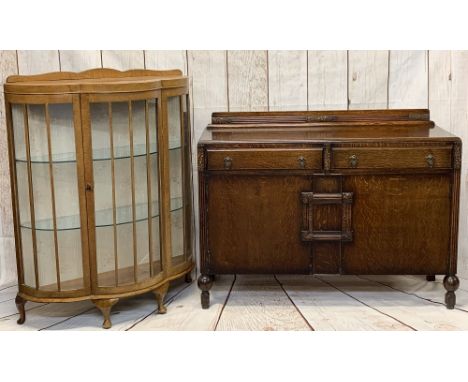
[
  {"left": 45, "top": 104, "right": 61, "bottom": 291},
  {"left": 145, "top": 100, "right": 153, "bottom": 277},
  {"left": 23, "top": 105, "right": 39, "bottom": 290},
  {"left": 128, "top": 101, "right": 137, "bottom": 282},
  {"left": 179, "top": 97, "right": 187, "bottom": 260},
  {"left": 109, "top": 102, "right": 118, "bottom": 286}
]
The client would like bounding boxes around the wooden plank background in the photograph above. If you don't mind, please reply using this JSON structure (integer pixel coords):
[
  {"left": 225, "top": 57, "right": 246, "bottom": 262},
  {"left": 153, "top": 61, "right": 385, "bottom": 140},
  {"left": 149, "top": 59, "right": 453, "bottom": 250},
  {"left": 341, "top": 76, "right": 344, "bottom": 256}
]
[{"left": 0, "top": 50, "right": 467, "bottom": 287}]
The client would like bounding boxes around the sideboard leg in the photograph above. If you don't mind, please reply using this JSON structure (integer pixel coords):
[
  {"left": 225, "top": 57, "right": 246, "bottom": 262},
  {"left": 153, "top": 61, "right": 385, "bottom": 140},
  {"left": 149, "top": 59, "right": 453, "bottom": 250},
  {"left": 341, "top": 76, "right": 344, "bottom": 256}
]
[
  {"left": 443, "top": 275, "right": 460, "bottom": 309},
  {"left": 185, "top": 271, "right": 193, "bottom": 283},
  {"left": 92, "top": 298, "right": 119, "bottom": 329},
  {"left": 426, "top": 275, "right": 436, "bottom": 282},
  {"left": 15, "top": 295, "right": 26, "bottom": 325},
  {"left": 153, "top": 282, "right": 170, "bottom": 314},
  {"left": 198, "top": 274, "right": 213, "bottom": 309}
]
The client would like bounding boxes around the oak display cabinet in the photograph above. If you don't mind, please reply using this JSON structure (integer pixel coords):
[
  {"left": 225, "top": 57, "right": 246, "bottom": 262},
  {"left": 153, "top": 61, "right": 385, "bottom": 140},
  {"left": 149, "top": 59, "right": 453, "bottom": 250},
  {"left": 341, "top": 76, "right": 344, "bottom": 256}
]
[{"left": 4, "top": 69, "right": 194, "bottom": 328}]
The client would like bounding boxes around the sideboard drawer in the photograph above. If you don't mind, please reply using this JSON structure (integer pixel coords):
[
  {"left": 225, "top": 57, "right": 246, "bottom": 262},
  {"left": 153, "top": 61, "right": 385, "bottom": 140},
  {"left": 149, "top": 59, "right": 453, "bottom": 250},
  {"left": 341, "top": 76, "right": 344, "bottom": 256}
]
[
  {"left": 207, "top": 148, "right": 323, "bottom": 170},
  {"left": 332, "top": 147, "right": 453, "bottom": 169}
]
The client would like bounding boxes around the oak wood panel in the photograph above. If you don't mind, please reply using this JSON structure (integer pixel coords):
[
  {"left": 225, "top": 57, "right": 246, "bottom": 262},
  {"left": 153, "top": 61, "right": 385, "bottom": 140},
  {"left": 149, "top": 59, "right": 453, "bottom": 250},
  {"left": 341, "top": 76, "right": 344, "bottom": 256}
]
[
  {"left": 17, "top": 51, "right": 60, "bottom": 74},
  {"left": 144, "top": 51, "right": 187, "bottom": 74},
  {"left": 59, "top": 51, "right": 102, "bottom": 71},
  {"left": 276, "top": 275, "right": 412, "bottom": 330},
  {"left": 388, "top": 51, "right": 428, "bottom": 108},
  {"left": 348, "top": 51, "right": 389, "bottom": 109},
  {"left": 227, "top": 50, "right": 268, "bottom": 112},
  {"left": 342, "top": 174, "right": 451, "bottom": 274},
  {"left": 207, "top": 148, "right": 322, "bottom": 170},
  {"left": 207, "top": 175, "right": 311, "bottom": 274},
  {"left": 268, "top": 51, "right": 307, "bottom": 111},
  {"left": 131, "top": 275, "right": 234, "bottom": 330},
  {"left": 332, "top": 146, "right": 452, "bottom": 169},
  {"left": 326, "top": 275, "right": 468, "bottom": 330},
  {"left": 428, "top": 51, "right": 451, "bottom": 130},
  {"left": 215, "top": 275, "right": 311, "bottom": 331},
  {"left": 101, "top": 50, "right": 145, "bottom": 70},
  {"left": 308, "top": 50, "right": 348, "bottom": 110}
]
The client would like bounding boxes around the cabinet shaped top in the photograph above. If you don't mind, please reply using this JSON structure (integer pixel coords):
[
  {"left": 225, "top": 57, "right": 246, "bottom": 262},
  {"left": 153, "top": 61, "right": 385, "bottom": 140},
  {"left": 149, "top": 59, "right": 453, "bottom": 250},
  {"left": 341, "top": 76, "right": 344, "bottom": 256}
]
[{"left": 4, "top": 68, "right": 188, "bottom": 95}]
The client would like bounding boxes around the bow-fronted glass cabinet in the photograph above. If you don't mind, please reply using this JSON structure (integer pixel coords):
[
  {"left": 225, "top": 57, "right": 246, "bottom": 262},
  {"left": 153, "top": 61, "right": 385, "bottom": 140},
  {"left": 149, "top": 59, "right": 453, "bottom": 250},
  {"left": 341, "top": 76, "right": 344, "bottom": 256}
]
[{"left": 4, "top": 69, "right": 194, "bottom": 328}]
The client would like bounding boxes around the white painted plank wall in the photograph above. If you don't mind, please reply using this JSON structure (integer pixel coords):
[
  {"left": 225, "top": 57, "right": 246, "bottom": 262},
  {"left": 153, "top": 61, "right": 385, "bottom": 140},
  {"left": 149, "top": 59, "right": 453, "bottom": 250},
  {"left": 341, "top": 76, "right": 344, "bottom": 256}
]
[{"left": 1, "top": 50, "right": 468, "bottom": 288}]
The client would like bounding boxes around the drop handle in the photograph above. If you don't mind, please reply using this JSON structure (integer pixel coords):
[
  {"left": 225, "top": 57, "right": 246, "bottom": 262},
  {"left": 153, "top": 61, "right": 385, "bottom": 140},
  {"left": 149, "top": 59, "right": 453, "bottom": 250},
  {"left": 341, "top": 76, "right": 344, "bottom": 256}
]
[
  {"left": 426, "top": 153, "right": 435, "bottom": 168},
  {"left": 298, "top": 156, "right": 306, "bottom": 169},
  {"left": 349, "top": 154, "right": 358, "bottom": 168},
  {"left": 224, "top": 156, "right": 233, "bottom": 170}
]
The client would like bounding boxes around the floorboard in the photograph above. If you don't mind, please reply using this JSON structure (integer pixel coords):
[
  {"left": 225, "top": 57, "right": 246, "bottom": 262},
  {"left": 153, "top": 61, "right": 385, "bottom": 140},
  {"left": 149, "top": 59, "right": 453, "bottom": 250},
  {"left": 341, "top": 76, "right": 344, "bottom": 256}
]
[
  {"left": 215, "top": 275, "right": 312, "bottom": 331},
  {"left": 276, "top": 275, "right": 412, "bottom": 330}
]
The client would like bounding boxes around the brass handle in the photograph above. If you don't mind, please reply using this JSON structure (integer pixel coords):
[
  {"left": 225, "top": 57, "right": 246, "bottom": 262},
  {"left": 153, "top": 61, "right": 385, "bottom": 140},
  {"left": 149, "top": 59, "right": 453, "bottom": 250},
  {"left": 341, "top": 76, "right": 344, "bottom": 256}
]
[
  {"left": 224, "top": 156, "right": 232, "bottom": 170},
  {"left": 298, "top": 156, "right": 306, "bottom": 169},
  {"left": 349, "top": 154, "right": 358, "bottom": 168},
  {"left": 426, "top": 153, "right": 435, "bottom": 168}
]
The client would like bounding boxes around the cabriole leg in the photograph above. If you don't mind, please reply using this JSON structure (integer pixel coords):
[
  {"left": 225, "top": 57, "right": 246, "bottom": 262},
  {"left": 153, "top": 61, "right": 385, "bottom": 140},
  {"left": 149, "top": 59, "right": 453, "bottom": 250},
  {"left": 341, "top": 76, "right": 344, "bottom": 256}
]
[
  {"left": 15, "top": 295, "right": 26, "bottom": 325},
  {"left": 153, "top": 282, "right": 170, "bottom": 314},
  {"left": 198, "top": 274, "right": 213, "bottom": 309},
  {"left": 92, "top": 298, "right": 119, "bottom": 329},
  {"left": 426, "top": 275, "right": 436, "bottom": 282},
  {"left": 443, "top": 275, "right": 460, "bottom": 309},
  {"left": 185, "top": 271, "right": 193, "bottom": 283}
]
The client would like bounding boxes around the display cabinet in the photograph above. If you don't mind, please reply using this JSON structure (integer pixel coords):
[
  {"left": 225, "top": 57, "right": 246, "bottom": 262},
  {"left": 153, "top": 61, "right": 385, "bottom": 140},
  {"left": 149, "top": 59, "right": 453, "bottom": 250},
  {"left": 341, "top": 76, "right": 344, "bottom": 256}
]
[{"left": 4, "top": 69, "right": 194, "bottom": 328}]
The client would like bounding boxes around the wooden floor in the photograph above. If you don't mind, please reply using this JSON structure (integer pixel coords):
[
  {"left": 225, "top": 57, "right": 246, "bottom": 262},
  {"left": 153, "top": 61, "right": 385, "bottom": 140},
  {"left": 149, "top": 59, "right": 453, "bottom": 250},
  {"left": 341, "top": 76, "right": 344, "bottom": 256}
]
[{"left": 1, "top": 274, "right": 468, "bottom": 330}]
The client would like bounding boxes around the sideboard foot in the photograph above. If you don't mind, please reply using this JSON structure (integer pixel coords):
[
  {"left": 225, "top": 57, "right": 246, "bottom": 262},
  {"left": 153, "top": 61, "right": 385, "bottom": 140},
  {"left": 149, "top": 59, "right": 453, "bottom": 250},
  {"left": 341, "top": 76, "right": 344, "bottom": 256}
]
[
  {"left": 426, "top": 275, "right": 436, "bottom": 282},
  {"left": 184, "top": 271, "right": 193, "bottom": 283},
  {"left": 443, "top": 275, "right": 460, "bottom": 309},
  {"left": 153, "top": 282, "right": 170, "bottom": 314},
  {"left": 92, "top": 298, "right": 119, "bottom": 329},
  {"left": 198, "top": 274, "right": 213, "bottom": 309},
  {"left": 15, "top": 295, "right": 26, "bottom": 325}
]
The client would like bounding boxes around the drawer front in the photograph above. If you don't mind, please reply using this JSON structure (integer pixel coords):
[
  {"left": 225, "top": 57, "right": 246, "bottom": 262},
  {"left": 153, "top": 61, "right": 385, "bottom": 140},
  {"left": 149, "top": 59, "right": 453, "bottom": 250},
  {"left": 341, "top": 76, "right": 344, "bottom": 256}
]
[
  {"left": 332, "top": 147, "right": 452, "bottom": 169},
  {"left": 207, "top": 148, "right": 323, "bottom": 170}
]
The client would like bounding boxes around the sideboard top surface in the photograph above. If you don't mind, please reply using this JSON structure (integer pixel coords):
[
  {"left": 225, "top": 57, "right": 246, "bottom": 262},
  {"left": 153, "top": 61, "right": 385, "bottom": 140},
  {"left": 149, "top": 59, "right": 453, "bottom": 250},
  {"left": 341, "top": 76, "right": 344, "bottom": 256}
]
[{"left": 4, "top": 68, "right": 188, "bottom": 95}]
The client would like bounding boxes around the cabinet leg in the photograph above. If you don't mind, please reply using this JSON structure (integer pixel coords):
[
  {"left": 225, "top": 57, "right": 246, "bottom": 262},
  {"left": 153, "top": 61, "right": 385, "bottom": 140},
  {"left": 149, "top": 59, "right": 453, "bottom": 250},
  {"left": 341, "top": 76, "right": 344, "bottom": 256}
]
[
  {"left": 92, "top": 298, "right": 119, "bottom": 329},
  {"left": 426, "top": 275, "right": 436, "bottom": 282},
  {"left": 15, "top": 295, "right": 26, "bottom": 325},
  {"left": 185, "top": 271, "right": 193, "bottom": 283},
  {"left": 443, "top": 275, "right": 460, "bottom": 309},
  {"left": 198, "top": 274, "right": 213, "bottom": 309},
  {"left": 153, "top": 282, "right": 169, "bottom": 314}
]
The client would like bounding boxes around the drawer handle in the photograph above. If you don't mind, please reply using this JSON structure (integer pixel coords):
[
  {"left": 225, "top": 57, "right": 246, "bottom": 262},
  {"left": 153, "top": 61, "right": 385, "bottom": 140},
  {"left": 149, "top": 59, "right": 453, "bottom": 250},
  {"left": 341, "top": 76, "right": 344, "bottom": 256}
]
[
  {"left": 349, "top": 154, "right": 358, "bottom": 168},
  {"left": 426, "top": 153, "right": 435, "bottom": 168},
  {"left": 224, "top": 156, "right": 233, "bottom": 170},
  {"left": 298, "top": 156, "right": 306, "bottom": 169}
]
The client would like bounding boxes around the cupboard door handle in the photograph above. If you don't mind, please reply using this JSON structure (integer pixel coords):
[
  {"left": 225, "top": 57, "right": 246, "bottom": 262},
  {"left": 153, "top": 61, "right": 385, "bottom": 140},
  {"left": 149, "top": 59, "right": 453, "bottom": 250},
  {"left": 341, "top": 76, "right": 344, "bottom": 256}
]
[
  {"left": 349, "top": 154, "right": 358, "bottom": 168},
  {"left": 298, "top": 156, "right": 306, "bottom": 169},
  {"left": 426, "top": 153, "right": 434, "bottom": 168},
  {"left": 224, "top": 156, "right": 233, "bottom": 170},
  {"left": 85, "top": 183, "right": 93, "bottom": 192}
]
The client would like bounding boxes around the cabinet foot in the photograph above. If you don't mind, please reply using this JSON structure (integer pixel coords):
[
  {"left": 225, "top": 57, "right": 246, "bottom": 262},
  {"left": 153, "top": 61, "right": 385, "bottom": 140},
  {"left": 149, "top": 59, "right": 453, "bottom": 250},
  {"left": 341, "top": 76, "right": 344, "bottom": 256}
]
[
  {"left": 426, "top": 275, "right": 436, "bottom": 282},
  {"left": 185, "top": 272, "right": 193, "bottom": 283},
  {"left": 153, "top": 282, "right": 170, "bottom": 314},
  {"left": 198, "top": 274, "right": 213, "bottom": 309},
  {"left": 92, "top": 298, "right": 119, "bottom": 329},
  {"left": 443, "top": 275, "right": 460, "bottom": 309},
  {"left": 15, "top": 295, "right": 26, "bottom": 325}
]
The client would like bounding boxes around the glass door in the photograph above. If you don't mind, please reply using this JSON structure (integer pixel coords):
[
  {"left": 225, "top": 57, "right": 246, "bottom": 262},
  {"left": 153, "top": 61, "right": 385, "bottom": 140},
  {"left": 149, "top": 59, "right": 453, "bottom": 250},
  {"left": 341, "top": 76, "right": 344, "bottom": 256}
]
[
  {"left": 86, "top": 93, "right": 163, "bottom": 288},
  {"left": 9, "top": 96, "right": 86, "bottom": 293}
]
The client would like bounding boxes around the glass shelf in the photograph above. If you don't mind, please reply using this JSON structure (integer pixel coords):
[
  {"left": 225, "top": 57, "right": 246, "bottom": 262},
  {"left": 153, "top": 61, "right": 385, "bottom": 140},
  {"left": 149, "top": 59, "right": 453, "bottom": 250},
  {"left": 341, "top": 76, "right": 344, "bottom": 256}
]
[
  {"left": 15, "top": 139, "right": 181, "bottom": 164},
  {"left": 20, "top": 197, "right": 183, "bottom": 231}
]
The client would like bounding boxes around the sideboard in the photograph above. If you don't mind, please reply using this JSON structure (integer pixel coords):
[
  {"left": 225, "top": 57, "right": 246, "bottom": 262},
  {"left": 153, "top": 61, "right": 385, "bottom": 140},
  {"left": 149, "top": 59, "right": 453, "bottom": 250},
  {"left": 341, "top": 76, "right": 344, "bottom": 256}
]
[{"left": 197, "top": 109, "right": 462, "bottom": 310}]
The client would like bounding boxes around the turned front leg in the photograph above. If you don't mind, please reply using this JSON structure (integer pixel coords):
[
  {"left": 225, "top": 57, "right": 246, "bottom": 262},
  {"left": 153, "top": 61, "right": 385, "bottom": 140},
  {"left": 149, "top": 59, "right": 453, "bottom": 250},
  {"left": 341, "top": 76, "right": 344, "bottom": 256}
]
[
  {"left": 153, "top": 282, "right": 170, "bottom": 314},
  {"left": 443, "top": 275, "right": 460, "bottom": 309},
  {"left": 15, "top": 295, "right": 26, "bottom": 325},
  {"left": 92, "top": 298, "right": 119, "bottom": 329},
  {"left": 198, "top": 274, "right": 213, "bottom": 309}
]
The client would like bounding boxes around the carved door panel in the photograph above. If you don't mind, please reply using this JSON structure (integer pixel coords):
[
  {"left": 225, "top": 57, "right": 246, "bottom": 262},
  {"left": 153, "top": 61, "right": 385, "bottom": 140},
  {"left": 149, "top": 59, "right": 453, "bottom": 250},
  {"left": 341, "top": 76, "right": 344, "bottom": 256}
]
[{"left": 342, "top": 174, "right": 451, "bottom": 274}]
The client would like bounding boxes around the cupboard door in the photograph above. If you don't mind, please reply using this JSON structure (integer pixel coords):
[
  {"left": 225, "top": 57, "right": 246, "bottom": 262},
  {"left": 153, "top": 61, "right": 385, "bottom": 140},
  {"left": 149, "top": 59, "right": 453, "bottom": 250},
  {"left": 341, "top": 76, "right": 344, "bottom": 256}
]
[
  {"left": 342, "top": 174, "right": 451, "bottom": 274},
  {"left": 89, "top": 98, "right": 163, "bottom": 287},
  {"left": 11, "top": 101, "right": 85, "bottom": 292}
]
